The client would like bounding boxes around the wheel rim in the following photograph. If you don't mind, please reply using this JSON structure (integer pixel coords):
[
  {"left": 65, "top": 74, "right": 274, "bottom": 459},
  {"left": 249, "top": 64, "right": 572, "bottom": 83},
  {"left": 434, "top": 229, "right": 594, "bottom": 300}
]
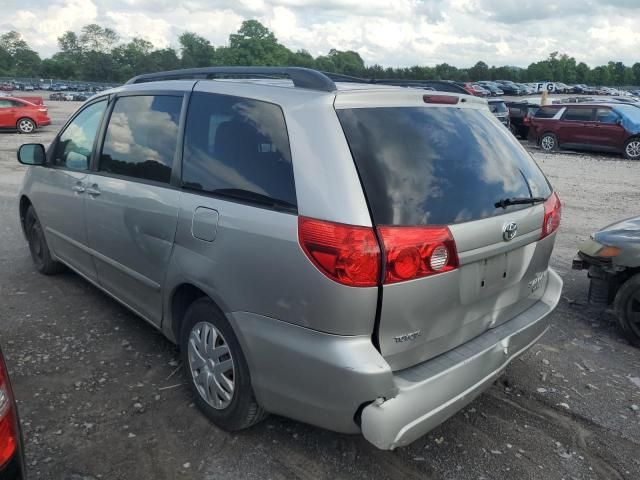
[
  {"left": 541, "top": 135, "right": 555, "bottom": 150},
  {"left": 625, "top": 141, "right": 640, "bottom": 159},
  {"left": 19, "top": 119, "right": 34, "bottom": 133},
  {"left": 188, "top": 321, "right": 235, "bottom": 409},
  {"left": 625, "top": 290, "right": 640, "bottom": 338}
]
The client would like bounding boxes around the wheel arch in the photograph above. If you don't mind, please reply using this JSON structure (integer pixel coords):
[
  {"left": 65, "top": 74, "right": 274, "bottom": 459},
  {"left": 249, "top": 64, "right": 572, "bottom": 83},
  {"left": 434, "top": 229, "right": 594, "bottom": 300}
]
[
  {"left": 19, "top": 195, "right": 33, "bottom": 238},
  {"left": 167, "top": 282, "right": 234, "bottom": 347}
]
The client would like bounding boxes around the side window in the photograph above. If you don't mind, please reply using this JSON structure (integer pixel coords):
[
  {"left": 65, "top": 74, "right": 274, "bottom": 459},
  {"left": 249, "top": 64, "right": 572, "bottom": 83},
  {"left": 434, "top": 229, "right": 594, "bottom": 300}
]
[
  {"left": 534, "top": 107, "right": 561, "bottom": 119},
  {"left": 595, "top": 108, "right": 619, "bottom": 124},
  {"left": 563, "top": 108, "right": 594, "bottom": 122},
  {"left": 99, "top": 95, "right": 182, "bottom": 184},
  {"left": 53, "top": 100, "right": 107, "bottom": 170},
  {"left": 0, "top": 100, "right": 11, "bottom": 108},
  {"left": 182, "top": 91, "right": 296, "bottom": 208}
]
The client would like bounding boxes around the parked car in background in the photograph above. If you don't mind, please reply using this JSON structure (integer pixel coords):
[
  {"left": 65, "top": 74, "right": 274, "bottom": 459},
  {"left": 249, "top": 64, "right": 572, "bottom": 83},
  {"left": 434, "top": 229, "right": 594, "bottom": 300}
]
[
  {"left": 573, "top": 216, "right": 640, "bottom": 347},
  {"left": 487, "top": 98, "right": 510, "bottom": 127},
  {"left": 477, "top": 81, "right": 504, "bottom": 96},
  {"left": 16, "top": 66, "right": 562, "bottom": 450},
  {"left": 0, "top": 346, "right": 25, "bottom": 479},
  {"left": 505, "top": 101, "right": 539, "bottom": 138},
  {"left": 456, "top": 82, "right": 489, "bottom": 97},
  {"left": 529, "top": 103, "right": 640, "bottom": 159},
  {"left": 471, "top": 83, "right": 491, "bottom": 97},
  {"left": 495, "top": 80, "right": 522, "bottom": 95},
  {"left": 0, "top": 97, "right": 50, "bottom": 133},
  {"left": 49, "top": 92, "right": 65, "bottom": 101},
  {"left": 0, "top": 83, "right": 12, "bottom": 92}
]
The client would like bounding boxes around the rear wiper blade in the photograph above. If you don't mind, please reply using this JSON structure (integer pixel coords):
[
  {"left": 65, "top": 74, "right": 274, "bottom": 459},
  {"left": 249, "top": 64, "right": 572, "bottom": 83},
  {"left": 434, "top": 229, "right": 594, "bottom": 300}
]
[
  {"left": 211, "top": 188, "right": 297, "bottom": 211},
  {"left": 494, "top": 196, "right": 546, "bottom": 209}
]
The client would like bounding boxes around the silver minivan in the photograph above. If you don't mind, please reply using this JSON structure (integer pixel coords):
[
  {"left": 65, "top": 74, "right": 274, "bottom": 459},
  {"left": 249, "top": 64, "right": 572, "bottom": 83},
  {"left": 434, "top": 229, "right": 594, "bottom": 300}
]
[{"left": 17, "top": 67, "right": 562, "bottom": 450}]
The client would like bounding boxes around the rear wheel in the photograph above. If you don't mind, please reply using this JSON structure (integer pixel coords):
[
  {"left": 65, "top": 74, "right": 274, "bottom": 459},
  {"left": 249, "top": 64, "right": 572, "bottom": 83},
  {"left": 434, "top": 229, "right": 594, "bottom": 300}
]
[
  {"left": 24, "top": 206, "right": 64, "bottom": 275},
  {"left": 180, "top": 298, "right": 267, "bottom": 431},
  {"left": 614, "top": 274, "right": 640, "bottom": 347},
  {"left": 539, "top": 133, "right": 557, "bottom": 152},
  {"left": 17, "top": 118, "right": 35, "bottom": 134},
  {"left": 623, "top": 138, "right": 640, "bottom": 160}
]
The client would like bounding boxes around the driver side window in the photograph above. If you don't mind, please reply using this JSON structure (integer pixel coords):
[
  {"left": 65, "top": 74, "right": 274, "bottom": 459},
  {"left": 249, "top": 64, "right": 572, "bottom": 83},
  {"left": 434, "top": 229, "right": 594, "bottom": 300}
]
[{"left": 53, "top": 100, "right": 107, "bottom": 170}]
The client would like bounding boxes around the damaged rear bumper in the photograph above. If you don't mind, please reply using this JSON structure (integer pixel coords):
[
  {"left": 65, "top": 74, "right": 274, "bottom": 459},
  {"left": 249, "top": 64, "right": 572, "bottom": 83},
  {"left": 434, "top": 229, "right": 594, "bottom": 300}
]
[{"left": 361, "top": 268, "right": 562, "bottom": 450}]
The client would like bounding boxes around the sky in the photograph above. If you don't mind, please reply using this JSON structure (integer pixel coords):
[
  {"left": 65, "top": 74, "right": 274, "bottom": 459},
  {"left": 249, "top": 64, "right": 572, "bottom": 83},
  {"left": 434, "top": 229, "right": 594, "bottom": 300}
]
[{"left": 2, "top": 0, "right": 640, "bottom": 68}]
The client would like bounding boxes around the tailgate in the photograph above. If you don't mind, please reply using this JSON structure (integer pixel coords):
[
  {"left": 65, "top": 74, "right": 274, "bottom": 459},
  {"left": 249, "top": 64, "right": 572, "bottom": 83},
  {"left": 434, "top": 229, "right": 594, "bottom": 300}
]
[
  {"left": 335, "top": 96, "right": 557, "bottom": 371},
  {"left": 379, "top": 206, "right": 554, "bottom": 370}
]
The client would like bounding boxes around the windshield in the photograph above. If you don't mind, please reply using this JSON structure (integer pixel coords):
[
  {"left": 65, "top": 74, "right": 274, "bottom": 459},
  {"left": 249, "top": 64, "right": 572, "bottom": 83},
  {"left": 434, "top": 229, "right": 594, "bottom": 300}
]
[{"left": 337, "top": 106, "right": 552, "bottom": 226}]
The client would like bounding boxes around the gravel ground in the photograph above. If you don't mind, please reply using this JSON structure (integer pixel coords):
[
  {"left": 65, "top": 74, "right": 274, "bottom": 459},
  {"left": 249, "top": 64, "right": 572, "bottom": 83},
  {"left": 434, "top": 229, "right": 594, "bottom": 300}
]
[{"left": 1, "top": 97, "right": 639, "bottom": 480}]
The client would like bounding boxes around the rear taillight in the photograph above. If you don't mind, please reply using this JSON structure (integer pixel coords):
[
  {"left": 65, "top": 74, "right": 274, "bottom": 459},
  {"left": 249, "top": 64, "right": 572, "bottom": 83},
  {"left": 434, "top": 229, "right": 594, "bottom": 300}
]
[
  {"left": 298, "top": 217, "right": 380, "bottom": 287},
  {"left": 423, "top": 94, "right": 459, "bottom": 105},
  {"left": 0, "top": 354, "right": 18, "bottom": 468},
  {"left": 541, "top": 192, "right": 561, "bottom": 239},
  {"left": 378, "top": 226, "right": 459, "bottom": 284}
]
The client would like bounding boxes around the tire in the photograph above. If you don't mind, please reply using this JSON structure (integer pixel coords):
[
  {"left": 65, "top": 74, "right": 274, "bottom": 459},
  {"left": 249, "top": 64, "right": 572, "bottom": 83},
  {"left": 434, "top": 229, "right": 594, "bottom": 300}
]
[
  {"left": 24, "top": 206, "right": 64, "bottom": 275},
  {"left": 17, "top": 118, "right": 36, "bottom": 134},
  {"left": 180, "top": 298, "right": 267, "bottom": 431},
  {"left": 623, "top": 137, "right": 640, "bottom": 160},
  {"left": 614, "top": 274, "right": 640, "bottom": 347},
  {"left": 539, "top": 133, "right": 557, "bottom": 152}
]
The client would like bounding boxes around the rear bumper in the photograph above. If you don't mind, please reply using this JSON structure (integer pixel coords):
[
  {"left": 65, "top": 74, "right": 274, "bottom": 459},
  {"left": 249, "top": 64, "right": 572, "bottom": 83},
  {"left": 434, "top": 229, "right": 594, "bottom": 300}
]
[{"left": 360, "top": 268, "right": 562, "bottom": 449}]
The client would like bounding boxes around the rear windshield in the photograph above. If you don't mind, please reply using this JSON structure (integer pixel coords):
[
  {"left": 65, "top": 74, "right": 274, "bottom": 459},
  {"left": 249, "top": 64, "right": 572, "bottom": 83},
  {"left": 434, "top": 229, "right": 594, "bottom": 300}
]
[
  {"left": 489, "top": 102, "right": 508, "bottom": 114},
  {"left": 337, "top": 106, "right": 552, "bottom": 226}
]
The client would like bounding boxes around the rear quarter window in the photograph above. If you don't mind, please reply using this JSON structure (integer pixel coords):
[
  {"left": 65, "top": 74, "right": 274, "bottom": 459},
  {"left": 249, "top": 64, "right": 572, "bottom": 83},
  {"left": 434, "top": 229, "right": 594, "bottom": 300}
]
[
  {"left": 182, "top": 92, "right": 296, "bottom": 209},
  {"left": 337, "top": 106, "right": 552, "bottom": 226},
  {"left": 534, "top": 106, "right": 562, "bottom": 119}
]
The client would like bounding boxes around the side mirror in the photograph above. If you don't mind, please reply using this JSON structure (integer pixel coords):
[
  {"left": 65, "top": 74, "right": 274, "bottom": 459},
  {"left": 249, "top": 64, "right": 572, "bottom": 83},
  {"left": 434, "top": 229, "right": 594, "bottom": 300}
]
[
  {"left": 616, "top": 118, "right": 623, "bottom": 125},
  {"left": 17, "top": 143, "right": 46, "bottom": 166}
]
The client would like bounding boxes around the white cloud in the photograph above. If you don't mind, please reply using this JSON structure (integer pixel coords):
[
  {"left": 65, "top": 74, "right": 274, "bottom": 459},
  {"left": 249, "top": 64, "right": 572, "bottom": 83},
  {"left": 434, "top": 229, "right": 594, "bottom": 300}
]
[{"left": 2, "top": 0, "right": 640, "bottom": 68}]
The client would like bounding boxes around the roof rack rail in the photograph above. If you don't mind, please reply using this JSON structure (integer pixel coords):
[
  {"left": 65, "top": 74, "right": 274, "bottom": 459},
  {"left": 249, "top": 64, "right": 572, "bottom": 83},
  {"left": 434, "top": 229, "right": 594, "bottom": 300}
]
[{"left": 125, "top": 66, "right": 337, "bottom": 92}]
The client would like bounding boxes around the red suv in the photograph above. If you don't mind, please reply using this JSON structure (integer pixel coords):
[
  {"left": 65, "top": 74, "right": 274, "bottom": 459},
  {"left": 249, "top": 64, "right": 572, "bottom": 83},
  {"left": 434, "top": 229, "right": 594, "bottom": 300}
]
[
  {"left": 0, "top": 97, "right": 51, "bottom": 133},
  {"left": 529, "top": 103, "right": 640, "bottom": 160}
]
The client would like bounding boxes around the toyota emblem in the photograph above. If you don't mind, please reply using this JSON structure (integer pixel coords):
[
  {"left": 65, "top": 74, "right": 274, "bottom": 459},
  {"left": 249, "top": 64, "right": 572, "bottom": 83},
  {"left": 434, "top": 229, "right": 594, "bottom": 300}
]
[{"left": 502, "top": 222, "right": 518, "bottom": 241}]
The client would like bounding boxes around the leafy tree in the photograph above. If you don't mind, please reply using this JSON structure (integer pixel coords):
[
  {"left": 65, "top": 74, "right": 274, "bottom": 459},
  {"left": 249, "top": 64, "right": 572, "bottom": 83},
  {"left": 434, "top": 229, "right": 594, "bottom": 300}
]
[
  {"left": 575, "top": 62, "right": 591, "bottom": 83},
  {"left": 79, "top": 24, "right": 119, "bottom": 53},
  {"left": 226, "top": 19, "right": 289, "bottom": 65},
  {"left": 179, "top": 32, "right": 214, "bottom": 68},
  {"left": 468, "top": 61, "right": 489, "bottom": 81}
]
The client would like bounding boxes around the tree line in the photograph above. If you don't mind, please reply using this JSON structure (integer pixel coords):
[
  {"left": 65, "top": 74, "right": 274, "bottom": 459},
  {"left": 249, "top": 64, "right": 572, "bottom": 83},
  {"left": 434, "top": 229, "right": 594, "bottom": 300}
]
[{"left": 1, "top": 20, "right": 639, "bottom": 86}]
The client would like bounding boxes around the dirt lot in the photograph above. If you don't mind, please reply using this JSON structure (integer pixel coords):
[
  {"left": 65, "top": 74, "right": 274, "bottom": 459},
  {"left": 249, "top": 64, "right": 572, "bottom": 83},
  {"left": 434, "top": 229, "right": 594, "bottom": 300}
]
[{"left": 1, "top": 98, "right": 639, "bottom": 480}]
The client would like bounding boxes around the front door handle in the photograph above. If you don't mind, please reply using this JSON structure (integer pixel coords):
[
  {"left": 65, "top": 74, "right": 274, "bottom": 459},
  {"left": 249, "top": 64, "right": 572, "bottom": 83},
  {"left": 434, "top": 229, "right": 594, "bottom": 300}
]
[
  {"left": 71, "top": 184, "right": 85, "bottom": 193},
  {"left": 86, "top": 184, "right": 101, "bottom": 196}
]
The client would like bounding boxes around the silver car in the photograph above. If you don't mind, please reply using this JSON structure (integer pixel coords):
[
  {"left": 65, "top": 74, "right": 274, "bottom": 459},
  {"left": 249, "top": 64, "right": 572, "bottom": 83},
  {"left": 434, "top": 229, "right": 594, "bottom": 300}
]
[{"left": 16, "top": 67, "right": 563, "bottom": 450}]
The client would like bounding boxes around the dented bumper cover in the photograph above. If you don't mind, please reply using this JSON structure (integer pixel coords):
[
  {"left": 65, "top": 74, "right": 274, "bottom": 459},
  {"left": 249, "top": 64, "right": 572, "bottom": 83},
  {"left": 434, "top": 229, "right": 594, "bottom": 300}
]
[{"left": 361, "top": 268, "right": 562, "bottom": 450}]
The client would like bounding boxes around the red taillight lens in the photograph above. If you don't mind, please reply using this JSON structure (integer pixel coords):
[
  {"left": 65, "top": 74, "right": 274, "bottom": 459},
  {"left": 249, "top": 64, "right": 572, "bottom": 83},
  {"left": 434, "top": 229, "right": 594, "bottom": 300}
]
[
  {"left": 423, "top": 94, "right": 459, "bottom": 105},
  {"left": 541, "top": 192, "right": 561, "bottom": 239},
  {"left": 378, "top": 226, "right": 459, "bottom": 284},
  {"left": 298, "top": 217, "right": 380, "bottom": 287},
  {"left": 0, "top": 355, "right": 18, "bottom": 468}
]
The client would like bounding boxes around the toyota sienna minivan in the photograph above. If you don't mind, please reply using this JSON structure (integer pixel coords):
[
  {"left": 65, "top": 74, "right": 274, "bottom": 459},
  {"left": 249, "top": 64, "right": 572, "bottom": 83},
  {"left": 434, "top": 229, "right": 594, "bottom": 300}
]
[{"left": 16, "top": 67, "right": 562, "bottom": 449}]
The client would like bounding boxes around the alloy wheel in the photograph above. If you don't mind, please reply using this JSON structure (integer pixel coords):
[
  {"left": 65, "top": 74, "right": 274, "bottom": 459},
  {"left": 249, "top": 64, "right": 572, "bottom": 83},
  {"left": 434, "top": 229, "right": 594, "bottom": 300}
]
[
  {"left": 626, "top": 140, "right": 640, "bottom": 159},
  {"left": 18, "top": 119, "right": 34, "bottom": 133},
  {"left": 187, "top": 321, "right": 235, "bottom": 409},
  {"left": 541, "top": 135, "right": 555, "bottom": 151}
]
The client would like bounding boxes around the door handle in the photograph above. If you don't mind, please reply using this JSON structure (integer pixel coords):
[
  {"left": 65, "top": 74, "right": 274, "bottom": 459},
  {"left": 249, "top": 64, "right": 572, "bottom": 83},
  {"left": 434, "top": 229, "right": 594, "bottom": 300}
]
[
  {"left": 86, "top": 184, "right": 101, "bottom": 196},
  {"left": 71, "top": 184, "right": 85, "bottom": 193}
]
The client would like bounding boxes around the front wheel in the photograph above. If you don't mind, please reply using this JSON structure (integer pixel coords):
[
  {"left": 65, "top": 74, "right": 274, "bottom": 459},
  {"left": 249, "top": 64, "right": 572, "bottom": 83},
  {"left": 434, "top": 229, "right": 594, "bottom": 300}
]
[
  {"left": 614, "top": 274, "right": 640, "bottom": 347},
  {"left": 539, "top": 133, "right": 557, "bottom": 152},
  {"left": 180, "top": 298, "right": 267, "bottom": 431},
  {"left": 623, "top": 138, "right": 640, "bottom": 160},
  {"left": 17, "top": 118, "right": 36, "bottom": 134}
]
